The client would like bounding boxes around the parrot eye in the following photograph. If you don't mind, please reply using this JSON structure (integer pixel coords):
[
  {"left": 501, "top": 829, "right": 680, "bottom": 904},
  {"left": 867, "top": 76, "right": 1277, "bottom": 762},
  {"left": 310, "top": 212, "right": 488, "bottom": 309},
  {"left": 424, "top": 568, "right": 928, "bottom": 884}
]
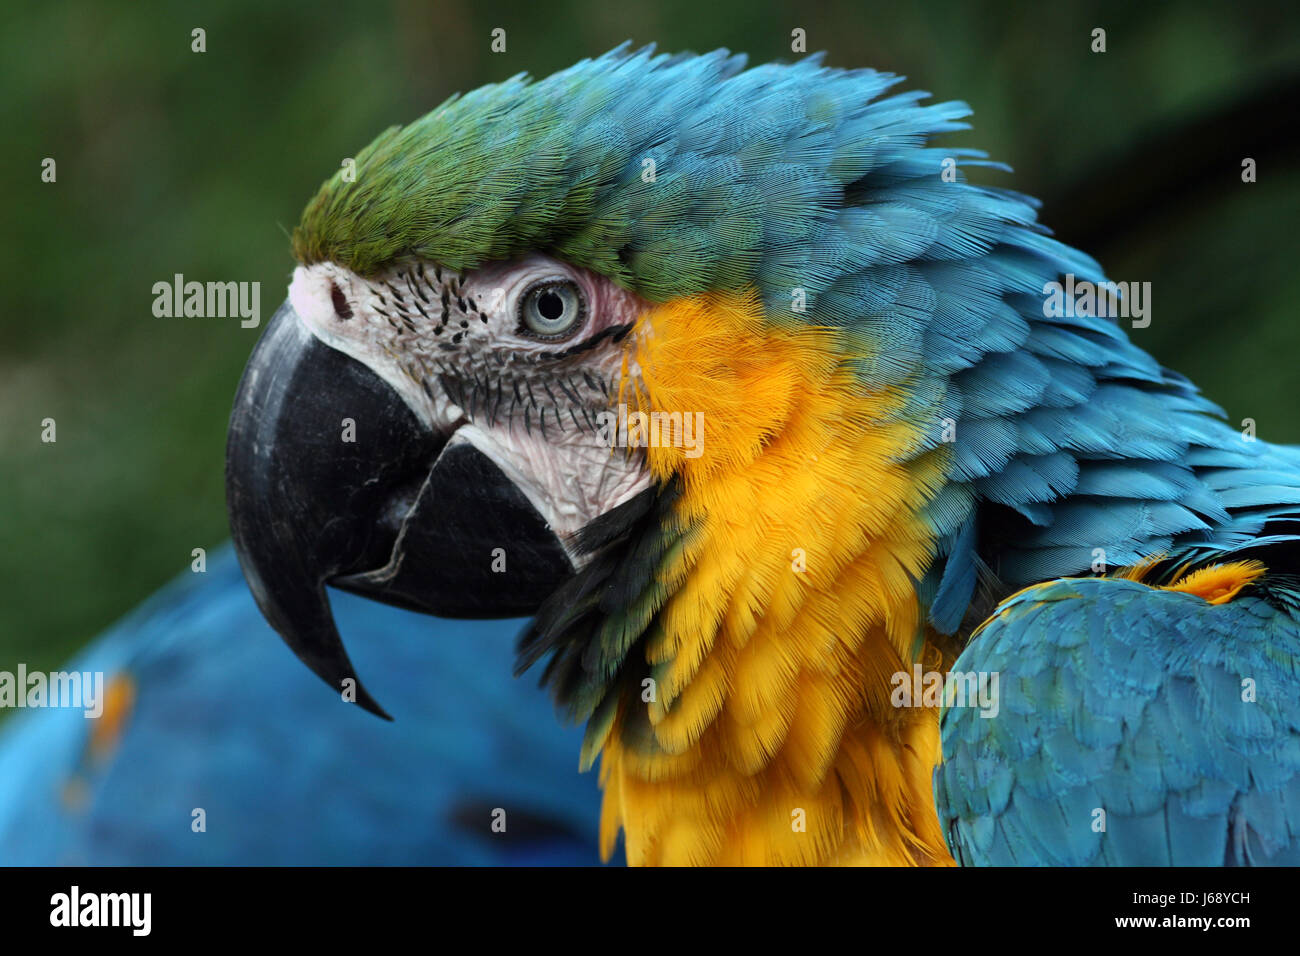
[{"left": 518, "top": 279, "right": 586, "bottom": 340}]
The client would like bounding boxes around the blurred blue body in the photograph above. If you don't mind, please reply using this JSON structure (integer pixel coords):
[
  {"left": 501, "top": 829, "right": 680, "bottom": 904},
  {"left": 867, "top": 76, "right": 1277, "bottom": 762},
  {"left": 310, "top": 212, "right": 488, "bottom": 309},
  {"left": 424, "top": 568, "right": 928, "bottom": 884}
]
[{"left": 0, "top": 546, "right": 605, "bottom": 865}]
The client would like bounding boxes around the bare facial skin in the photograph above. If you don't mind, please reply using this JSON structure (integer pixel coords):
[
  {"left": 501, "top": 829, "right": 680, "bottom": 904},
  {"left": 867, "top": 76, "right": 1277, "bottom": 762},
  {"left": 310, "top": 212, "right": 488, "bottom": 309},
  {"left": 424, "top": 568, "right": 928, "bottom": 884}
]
[{"left": 288, "top": 254, "right": 654, "bottom": 555}]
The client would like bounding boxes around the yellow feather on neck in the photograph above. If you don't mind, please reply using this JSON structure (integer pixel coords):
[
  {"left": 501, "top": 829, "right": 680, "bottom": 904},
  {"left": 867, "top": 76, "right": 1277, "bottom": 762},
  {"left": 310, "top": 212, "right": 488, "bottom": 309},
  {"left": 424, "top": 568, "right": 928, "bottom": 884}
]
[{"left": 598, "top": 291, "right": 955, "bottom": 866}]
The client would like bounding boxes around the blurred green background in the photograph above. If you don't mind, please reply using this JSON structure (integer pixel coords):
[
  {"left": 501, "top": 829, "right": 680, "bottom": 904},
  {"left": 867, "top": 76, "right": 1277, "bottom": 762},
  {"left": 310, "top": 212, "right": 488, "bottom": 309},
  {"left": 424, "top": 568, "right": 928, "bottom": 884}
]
[{"left": 2, "top": 0, "right": 1298, "bottom": 680}]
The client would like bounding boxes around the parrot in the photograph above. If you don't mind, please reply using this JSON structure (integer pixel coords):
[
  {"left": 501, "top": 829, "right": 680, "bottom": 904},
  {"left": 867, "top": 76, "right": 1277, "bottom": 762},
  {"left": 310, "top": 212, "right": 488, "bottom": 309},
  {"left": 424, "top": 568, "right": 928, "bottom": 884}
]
[
  {"left": 0, "top": 545, "right": 607, "bottom": 865},
  {"left": 221, "top": 43, "right": 1300, "bottom": 866}
]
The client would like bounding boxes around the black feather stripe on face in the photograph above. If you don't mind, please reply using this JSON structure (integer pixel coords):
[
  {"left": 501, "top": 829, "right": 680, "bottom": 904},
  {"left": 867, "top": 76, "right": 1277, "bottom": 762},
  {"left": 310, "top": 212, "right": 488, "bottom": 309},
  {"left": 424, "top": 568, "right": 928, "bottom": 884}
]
[{"left": 516, "top": 481, "right": 683, "bottom": 728}]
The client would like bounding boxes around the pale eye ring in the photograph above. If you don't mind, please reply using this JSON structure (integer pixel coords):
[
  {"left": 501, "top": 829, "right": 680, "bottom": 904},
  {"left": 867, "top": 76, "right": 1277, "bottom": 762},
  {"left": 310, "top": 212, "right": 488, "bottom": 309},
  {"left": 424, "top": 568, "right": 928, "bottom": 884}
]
[{"left": 518, "top": 279, "right": 586, "bottom": 339}]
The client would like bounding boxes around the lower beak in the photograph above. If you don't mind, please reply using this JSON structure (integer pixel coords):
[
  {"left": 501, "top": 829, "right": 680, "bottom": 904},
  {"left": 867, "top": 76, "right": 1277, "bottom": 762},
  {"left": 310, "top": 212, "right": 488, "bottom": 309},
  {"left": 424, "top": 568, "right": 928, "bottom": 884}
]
[{"left": 225, "top": 300, "right": 576, "bottom": 717}]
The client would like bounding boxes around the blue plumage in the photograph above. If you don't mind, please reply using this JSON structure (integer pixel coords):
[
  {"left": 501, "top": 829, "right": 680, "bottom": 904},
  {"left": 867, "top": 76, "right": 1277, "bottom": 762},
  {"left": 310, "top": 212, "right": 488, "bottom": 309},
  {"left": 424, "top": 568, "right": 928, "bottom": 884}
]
[
  {"left": 936, "top": 573, "right": 1300, "bottom": 865},
  {"left": 0, "top": 546, "right": 606, "bottom": 865}
]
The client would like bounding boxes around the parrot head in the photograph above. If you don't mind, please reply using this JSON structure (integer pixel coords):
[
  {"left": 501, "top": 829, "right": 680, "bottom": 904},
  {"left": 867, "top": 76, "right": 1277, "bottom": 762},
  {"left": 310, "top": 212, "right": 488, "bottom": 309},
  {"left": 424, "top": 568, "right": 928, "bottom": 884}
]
[
  {"left": 225, "top": 249, "right": 649, "bottom": 718},
  {"left": 227, "top": 44, "right": 1170, "bottom": 864}
]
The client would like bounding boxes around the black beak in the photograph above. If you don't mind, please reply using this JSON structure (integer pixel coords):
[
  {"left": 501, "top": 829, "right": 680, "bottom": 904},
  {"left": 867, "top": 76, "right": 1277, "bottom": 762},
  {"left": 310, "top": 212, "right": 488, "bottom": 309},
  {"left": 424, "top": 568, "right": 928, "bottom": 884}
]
[{"left": 225, "top": 301, "right": 576, "bottom": 717}]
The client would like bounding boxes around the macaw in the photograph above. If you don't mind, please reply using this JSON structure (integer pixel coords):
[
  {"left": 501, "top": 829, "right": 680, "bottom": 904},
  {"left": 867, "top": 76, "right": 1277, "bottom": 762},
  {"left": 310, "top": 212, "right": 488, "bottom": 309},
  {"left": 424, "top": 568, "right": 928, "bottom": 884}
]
[
  {"left": 0, "top": 546, "right": 605, "bottom": 865},
  {"left": 223, "top": 43, "right": 1300, "bottom": 866}
]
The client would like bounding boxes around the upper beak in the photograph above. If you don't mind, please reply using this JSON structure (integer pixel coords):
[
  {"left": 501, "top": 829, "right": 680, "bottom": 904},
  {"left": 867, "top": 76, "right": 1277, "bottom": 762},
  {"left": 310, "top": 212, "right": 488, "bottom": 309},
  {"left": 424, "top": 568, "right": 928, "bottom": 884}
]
[{"left": 225, "top": 300, "right": 576, "bottom": 717}]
